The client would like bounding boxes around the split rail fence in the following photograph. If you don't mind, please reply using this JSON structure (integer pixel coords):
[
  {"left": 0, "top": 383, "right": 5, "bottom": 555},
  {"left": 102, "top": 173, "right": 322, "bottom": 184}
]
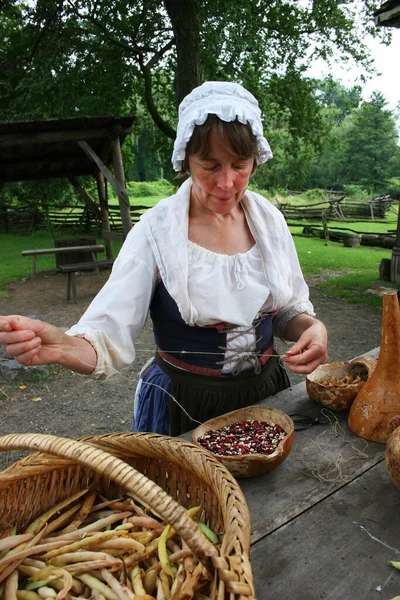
[
  {"left": 0, "top": 203, "right": 148, "bottom": 235},
  {"left": 0, "top": 193, "right": 396, "bottom": 240},
  {"left": 277, "top": 193, "right": 395, "bottom": 222}
]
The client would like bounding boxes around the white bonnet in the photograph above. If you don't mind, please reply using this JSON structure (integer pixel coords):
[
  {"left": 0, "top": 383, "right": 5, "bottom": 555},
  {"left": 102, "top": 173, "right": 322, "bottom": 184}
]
[{"left": 171, "top": 81, "right": 273, "bottom": 172}]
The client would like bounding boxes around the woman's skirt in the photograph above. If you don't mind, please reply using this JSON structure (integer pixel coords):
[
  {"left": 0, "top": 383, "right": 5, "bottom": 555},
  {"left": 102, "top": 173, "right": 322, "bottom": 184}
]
[{"left": 134, "top": 351, "right": 290, "bottom": 436}]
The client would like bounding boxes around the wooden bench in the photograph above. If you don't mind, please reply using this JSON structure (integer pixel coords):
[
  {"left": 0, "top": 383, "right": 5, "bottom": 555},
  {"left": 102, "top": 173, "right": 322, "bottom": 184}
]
[
  {"left": 58, "top": 259, "right": 115, "bottom": 303},
  {"left": 21, "top": 245, "right": 105, "bottom": 279}
]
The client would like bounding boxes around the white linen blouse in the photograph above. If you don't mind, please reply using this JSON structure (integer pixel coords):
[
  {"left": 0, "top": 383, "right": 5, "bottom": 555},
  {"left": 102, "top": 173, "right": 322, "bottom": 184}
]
[{"left": 66, "top": 178, "right": 314, "bottom": 378}]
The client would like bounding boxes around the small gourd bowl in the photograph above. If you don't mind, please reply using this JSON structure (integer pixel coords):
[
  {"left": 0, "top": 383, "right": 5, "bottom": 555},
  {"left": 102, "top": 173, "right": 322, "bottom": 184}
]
[
  {"left": 306, "top": 356, "right": 377, "bottom": 412},
  {"left": 191, "top": 405, "right": 295, "bottom": 478}
]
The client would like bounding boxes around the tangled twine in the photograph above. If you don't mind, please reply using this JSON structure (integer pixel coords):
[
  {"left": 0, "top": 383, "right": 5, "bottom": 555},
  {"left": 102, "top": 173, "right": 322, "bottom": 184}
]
[{"left": 298, "top": 408, "right": 369, "bottom": 486}]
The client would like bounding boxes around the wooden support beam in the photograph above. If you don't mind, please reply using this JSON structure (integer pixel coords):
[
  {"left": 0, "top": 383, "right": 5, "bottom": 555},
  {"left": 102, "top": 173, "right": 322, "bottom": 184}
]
[
  {"left": 111, "top": 137, "right": 132, "bottom": 237},
  {"left": 78, "top": 140, "right": 132, "bottom": 237},
  {"left": 0, "top": 128, "right": 128, "bottom": 149},
  {"left": 96, "top": 171, "right": 114, "bottom": 260},
  {"left": 77, "top": 140, "right": 126, "bottom": 200},
  {"left": 67, "top": 175, "right": 102, "bottom": 220}
]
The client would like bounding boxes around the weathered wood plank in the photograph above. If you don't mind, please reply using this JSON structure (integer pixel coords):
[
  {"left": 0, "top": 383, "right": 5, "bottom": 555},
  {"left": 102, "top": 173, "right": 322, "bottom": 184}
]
[
  {"left": 0, "top": 128, "right": 118, "bottom": 148},
  {"left": 251, "top": 460, "right": 400, "bottom": 600},
  {"left": 181, "top": 349, "right": 382, "bottom": 545},
  {"left": 21, "top": 245, "right": 104, "bottom": 256},
  {"left": 237, "top": 364, "right": 384, "bottom": 543}
]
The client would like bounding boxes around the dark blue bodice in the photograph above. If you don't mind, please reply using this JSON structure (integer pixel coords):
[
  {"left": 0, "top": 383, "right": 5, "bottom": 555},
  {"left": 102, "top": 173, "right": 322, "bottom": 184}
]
[{"left": 150, "top": 280, "right": 274, "bottom": 375}]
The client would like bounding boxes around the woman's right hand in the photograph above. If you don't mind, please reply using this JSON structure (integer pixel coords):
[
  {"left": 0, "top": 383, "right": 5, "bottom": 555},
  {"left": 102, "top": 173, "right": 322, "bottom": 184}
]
[{"left": 0, "top": 315, "right": 97, "bottom": 374}]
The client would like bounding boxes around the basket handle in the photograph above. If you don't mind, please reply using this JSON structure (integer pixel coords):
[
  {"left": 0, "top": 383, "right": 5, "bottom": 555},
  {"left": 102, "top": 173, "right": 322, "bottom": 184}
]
[{"left": 0, "top": 433, "right": 219, "bottom": 565}]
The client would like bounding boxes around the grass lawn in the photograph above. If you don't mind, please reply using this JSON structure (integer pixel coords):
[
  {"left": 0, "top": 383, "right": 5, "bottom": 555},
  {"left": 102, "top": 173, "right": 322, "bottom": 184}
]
[
  {"left": 0, "top": 196, "right": 397, "bottom": 307},
  {"left": 0, "top": 231, "right": 123, "bottom": 296},
  {"left": 291, "top": 231, "right": 394, "bottom": 307}
]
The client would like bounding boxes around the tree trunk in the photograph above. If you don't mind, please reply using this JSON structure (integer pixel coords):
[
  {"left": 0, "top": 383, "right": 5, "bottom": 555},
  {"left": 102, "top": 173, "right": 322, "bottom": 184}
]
[{"left": 163, "top": 0, "right": 203, "bottom": 104}]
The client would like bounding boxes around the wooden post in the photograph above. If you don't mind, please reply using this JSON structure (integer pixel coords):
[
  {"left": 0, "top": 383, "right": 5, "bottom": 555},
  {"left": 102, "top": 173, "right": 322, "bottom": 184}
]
[
  {"left": 96, "top": 171, "right": 114, "bottom": 260},
  {"left": 390, "top": 199, "right": 400, "bottom": 283},
  {"left": 111, "top": 137, "right": 132, "bottom": 237},
  {"left": 0, "top": 182, "right": 6, "bottom": 233},
  {"left": 322, "top": 212, "right": 330, "bottom": 246}
]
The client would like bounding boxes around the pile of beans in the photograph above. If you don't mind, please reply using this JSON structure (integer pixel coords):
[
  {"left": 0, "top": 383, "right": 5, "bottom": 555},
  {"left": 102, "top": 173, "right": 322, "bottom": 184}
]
[
  {"left": 0, "top": 490, "right": 218, "bottom": 599},
  {"left": 197, "top": 419, "right": 287, "bottom": 456}
]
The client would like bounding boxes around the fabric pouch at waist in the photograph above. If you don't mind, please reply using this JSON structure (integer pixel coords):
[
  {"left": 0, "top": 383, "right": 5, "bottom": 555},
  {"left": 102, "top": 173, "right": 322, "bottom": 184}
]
[{"left": 155, "top": 350, "right": 290, "bottom": 436}]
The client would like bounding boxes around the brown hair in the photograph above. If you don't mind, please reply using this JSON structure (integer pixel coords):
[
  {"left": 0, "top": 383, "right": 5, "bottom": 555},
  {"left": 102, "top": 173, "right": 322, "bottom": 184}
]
[{"left": 179, "top": 114, "right": 258, "bottom": 176}]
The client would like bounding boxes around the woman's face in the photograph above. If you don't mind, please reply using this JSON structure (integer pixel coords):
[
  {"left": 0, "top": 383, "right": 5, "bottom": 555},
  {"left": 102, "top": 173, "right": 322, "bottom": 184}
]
[{"left": 188, "top": 129, "right": 254, "bottom": 215}]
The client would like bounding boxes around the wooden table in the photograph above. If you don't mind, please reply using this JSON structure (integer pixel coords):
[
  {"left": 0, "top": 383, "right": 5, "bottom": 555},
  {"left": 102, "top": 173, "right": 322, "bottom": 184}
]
[{"left": 183, "top": 348, "right": 400, "bottom": 599}]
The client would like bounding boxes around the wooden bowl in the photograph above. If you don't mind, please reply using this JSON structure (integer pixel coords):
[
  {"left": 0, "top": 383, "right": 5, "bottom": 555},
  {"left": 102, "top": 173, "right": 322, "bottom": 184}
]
[
  {"left": 306, "top": 356, "right": 377, "bottom": 412},
  {"left": 192, "top": 405, "right": 295, "bottom": 478},
  {"left": 385, "top": 426, "right": 400, "bottom": 488}
]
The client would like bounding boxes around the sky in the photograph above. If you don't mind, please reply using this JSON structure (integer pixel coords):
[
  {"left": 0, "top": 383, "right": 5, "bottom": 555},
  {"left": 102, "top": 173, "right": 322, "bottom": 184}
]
[{"left": 306, "top": 28, "right": 400, "bottom": 113}]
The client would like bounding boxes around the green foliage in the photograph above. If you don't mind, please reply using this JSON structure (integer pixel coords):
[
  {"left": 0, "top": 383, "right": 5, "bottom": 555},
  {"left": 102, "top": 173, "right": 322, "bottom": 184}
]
[
  {"left": 127, "top": 180, "right": 175, "bottom": 198},
  {"left": 295, "top": 189, "right": 328, "bottom": 204},
  {"left": 0, "top": 1, "right": 396, "bottom": 194},
  {"left": 4, "top": 180, "right": 79, "bottom": 208},
  {"left": 0, "top": 1, "right": 386, "bottom": 142},
  {"left": 314, "top": 77, "right": 362, "bottom": 123},
  {"left": 386, "top": 178, "right": 400, "bottom": 199},
  {"left": 342, "top": 185, "right": 370, "bottom": 200},
  {"left": 283, "top": 82, "right": 400, "bottom": 193},
  {"left": 128, "top": 124, "right": 175, "bottom": 183},
  {"left": 341, "top": 92, "right": 400, "bottom": 191},
  {"left": 0, "top": 0, "right": 136, "bottom": 121}
]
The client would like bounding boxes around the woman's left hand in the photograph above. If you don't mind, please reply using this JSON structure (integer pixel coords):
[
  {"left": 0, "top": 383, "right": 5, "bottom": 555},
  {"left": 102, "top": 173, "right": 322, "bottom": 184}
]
[{"left": 281, "top": 315, "right": 328, "bottom": 375}]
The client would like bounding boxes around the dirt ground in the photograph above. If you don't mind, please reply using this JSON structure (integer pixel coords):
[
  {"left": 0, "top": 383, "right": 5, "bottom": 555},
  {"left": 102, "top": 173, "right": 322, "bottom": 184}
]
[{"left": 0, "top": 268, "right": 385, "bottom": 470}]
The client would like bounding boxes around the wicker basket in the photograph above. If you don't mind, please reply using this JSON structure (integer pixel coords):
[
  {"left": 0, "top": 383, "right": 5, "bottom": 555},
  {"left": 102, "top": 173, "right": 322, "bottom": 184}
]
[{"left": 0, "top": 432, "right": 254, "bottom": 599}]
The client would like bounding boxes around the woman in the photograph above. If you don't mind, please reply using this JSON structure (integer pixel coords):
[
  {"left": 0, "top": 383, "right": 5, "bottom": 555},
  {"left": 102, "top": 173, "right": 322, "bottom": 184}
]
[{"left": 0, "top": 81, "right": 328, "bottom": 436}]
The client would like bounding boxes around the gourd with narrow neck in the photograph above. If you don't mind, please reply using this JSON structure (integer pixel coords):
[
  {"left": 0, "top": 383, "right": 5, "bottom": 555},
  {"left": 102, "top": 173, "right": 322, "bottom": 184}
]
[{"left": 348, "top": 290, "right": 400, "bottom": 443}]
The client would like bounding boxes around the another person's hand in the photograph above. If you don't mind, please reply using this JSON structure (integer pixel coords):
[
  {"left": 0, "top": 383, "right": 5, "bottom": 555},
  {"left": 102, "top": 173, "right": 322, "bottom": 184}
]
[
  {"left": 0, "top": 315, "right": 97, "bottom": 374},
  {"left": 281, "top": 314, "right": 328, "bottom": 375}
]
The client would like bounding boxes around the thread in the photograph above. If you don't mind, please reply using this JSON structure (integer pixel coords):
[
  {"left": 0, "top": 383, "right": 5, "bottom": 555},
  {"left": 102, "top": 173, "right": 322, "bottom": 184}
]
[
  {"left": 17, "top": 339, "right": 309, "bottom": 432},
  {"left": 138, "top": 380, "right": 203, "bottom": 427},
  {"left": 47, "top": 345, "right": 292, "bottom": 429},
  {"left": 298, "top": 409, "right": 369, "bottom": 485}
]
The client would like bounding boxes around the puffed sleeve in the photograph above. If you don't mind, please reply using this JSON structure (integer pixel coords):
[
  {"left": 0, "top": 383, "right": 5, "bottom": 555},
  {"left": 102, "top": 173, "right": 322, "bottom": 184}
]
[
  {"left": 65, "top": 221, "right": 158, "bottom": 379},
  {"left": 272, "top": 223, "right": 315, "bottom": 340}
]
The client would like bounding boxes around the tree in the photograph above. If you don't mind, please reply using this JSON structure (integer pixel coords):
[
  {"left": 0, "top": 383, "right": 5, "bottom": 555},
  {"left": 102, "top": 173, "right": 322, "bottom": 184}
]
[
  {"left": 1, "top": 0, "right": 388, "bottom": 148},
  {"left": 314, "top": 77, "right": 363, "bottom": 123},
  {"left": 342, "top": 92, "right": 400, "bottom": 191}
]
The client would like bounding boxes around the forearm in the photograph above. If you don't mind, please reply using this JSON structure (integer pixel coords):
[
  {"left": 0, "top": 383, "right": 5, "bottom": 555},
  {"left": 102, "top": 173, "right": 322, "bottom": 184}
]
[
  {"left": 282, "top": 313, "right": 321, "bottom": 343},
  {"left": 57, "top": 334, "right": 98, "bottom": 374}
]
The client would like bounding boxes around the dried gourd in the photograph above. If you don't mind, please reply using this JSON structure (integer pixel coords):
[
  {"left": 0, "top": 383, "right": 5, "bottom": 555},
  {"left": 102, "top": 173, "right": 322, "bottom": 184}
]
[{"left": 349, "top": 291, "right": 400, "bottom": 443}]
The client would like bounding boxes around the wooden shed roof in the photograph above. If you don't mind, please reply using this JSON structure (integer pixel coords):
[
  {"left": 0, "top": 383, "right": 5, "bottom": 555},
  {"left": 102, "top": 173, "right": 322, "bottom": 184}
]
[
  {"left": 375, "top": 0, "right": 400, "bottom": 27},
  {"left": 0, "top": 115, "right": 135, "bottom": 183}
]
